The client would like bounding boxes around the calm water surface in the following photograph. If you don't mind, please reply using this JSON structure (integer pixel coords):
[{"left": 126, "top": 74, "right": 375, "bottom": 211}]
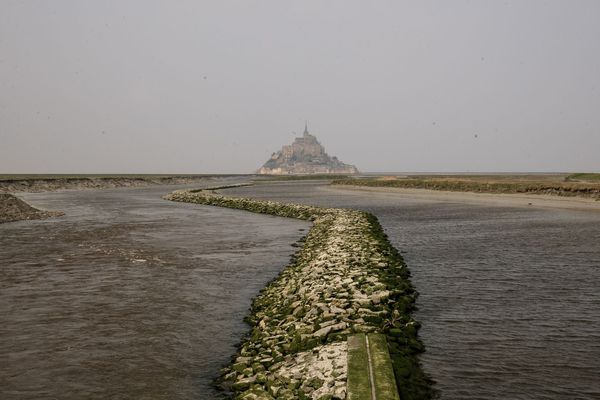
[
  {"left": 3, "top": 181, "right": 599, "bottom": 399},
  {"left": 228, "top": 182, "right": 600, "bottom": 400},
  {"left": 0, "top": 182, "right": 309, "bottom": 399}
]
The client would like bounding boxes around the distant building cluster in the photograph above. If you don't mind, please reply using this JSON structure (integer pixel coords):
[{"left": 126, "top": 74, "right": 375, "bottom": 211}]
[{"left": 258, "top": 124, "right": 359, "bottom": 175}]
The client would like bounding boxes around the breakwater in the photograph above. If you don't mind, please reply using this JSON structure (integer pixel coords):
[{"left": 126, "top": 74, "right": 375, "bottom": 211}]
[{"left": 164, "top": 189, "right": 435, "bottom": 399}]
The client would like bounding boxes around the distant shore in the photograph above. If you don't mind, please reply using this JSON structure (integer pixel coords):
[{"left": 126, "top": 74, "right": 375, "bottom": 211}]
[
  {"left": 0, "top": 175, "right": 248, "bottom": 222},
  {"left": 328, "top": 185, "right": 600, "bottom": 212},
  {"left": 0, "top": 174, "right": 249, "bottom": 193},
  {"left": 331, "top": 173, "right": 600, "bottom": 210}
]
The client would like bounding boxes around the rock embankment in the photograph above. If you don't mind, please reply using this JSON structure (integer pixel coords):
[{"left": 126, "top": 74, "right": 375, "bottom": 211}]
[
  {"left": 0, "top": 193, "right": 63, "bottom": 223},
  {"left": 164, "top": 189, "right": 435, "bottom": 400}
]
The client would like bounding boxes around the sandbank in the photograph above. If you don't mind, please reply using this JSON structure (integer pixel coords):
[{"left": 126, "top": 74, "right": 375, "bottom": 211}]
[{"left": 327, "top": 185, "right": 600, "bottom": 213}]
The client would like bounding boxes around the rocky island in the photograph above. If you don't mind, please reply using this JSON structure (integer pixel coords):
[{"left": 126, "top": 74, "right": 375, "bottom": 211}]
[{"left": 258, "top": 125, "right": 358, "bottom": 175}]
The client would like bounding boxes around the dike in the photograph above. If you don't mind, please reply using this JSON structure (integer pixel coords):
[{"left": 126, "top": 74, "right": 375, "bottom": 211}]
[{"left": 164, "top": 189, "right": 436, "bottom": 400}]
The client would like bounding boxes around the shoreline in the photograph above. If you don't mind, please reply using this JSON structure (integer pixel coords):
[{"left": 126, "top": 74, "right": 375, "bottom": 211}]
[
  {"left": 0, "top": 175, "right": 249, "bottom": 193},
  {"left": 328, "top": 185, "right": 600, "bottom": 212},
  {"left": 0, "top": 193, "right": 64, "bottom": 223}
]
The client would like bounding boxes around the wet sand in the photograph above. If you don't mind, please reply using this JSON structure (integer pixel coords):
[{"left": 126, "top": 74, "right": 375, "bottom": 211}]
[{"left": 330, "top": 185, "right": 600, "bottom": 212}]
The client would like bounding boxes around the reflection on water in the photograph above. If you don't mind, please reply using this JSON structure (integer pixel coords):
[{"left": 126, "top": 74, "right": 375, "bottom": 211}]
[
  {"left": 0, "top": 183, "right": 309, "bottom": 399},
  {"left": 227, "top": 182, "right": 600, "bottom": 400}
]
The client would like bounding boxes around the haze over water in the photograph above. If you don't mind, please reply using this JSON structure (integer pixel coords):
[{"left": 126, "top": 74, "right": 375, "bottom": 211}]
[{"left": 2, "top": 1, "right": 600, "bottom": 173}]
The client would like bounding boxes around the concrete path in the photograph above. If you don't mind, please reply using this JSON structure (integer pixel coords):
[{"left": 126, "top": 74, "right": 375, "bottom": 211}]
[{"left": 348, "top": 333, "right": 400, "bottom": 400}]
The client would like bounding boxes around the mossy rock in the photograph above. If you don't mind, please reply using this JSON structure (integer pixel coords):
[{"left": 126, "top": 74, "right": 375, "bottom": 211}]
[{"left": 305, "top": 377, "right": 324, "bottom": 389}]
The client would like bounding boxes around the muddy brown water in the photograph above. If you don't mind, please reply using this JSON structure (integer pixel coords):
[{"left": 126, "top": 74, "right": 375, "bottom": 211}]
[
  {"left": 226, "top": 182, "right": 600, "bottom": 400},
  {"left": 2, "top": 181, "right": 600, "bottom": 399},
  {"left": 0, "top": 182, "right": 309, "bottom": 399}
]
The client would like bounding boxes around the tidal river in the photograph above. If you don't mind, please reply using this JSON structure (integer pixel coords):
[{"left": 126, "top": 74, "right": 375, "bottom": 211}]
[
  {"left": 3, "top": 181, "right": 600, "bottom": 400},
  {"left": 226, "top": 182, "right": 600, "bottom": 400},
  {"left": 0, "top": 182, "right": 309, "bottom": 399}
]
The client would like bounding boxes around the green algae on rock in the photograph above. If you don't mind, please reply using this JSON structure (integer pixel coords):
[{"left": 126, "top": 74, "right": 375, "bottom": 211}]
[{"left": 164, "top": 189, "right": 436, "bottom": 400}]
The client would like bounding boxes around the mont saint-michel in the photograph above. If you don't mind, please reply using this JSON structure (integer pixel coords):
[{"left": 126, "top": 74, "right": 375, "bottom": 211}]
[{"left": 258, "top": 124, "right": 359, "bottom": 175}]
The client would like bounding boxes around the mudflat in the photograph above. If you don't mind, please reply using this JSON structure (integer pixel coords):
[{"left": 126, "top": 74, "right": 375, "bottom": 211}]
[
  {"left": 0, "top": 174, "right": 243, "bottom": 193},
  {"left": 330, "top": 185, "right": 600, "bottom": 212},
  {"left": 332, "top": 173, "right": 600, "bottom": 204},
  {"left": 0, "top": 193, "right": 63, "bottom": 223}
]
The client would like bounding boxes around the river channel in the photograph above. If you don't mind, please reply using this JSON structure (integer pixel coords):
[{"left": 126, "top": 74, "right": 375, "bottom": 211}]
[{"left": 0, "top": 182, "right": 308, "bottom": 399}]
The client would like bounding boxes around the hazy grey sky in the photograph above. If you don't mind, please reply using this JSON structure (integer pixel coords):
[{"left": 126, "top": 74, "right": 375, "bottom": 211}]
[{"left": 1, "top": 1, "right": 599, "bottom": 173}]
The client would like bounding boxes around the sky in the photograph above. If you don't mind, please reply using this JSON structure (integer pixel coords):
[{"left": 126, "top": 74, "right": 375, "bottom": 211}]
[{"left": 1, "top": 0, "right": 599, "bottom": 174}]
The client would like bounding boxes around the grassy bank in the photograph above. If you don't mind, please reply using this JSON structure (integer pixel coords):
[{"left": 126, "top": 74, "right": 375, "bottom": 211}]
[
  {"left": 565, "top": 173, "right": 600, "bottom": 183},
  {"left": 331, "top": 175, "right": 600, "bottom": 200},
  {"left": 164, "top": 189, "right": 435, "bottom": 400}
]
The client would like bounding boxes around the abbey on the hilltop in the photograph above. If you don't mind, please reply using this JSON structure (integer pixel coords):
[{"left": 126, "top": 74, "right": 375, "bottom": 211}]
[{"left": 257, "top": 123, "right": 359, "bottom": 175}]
